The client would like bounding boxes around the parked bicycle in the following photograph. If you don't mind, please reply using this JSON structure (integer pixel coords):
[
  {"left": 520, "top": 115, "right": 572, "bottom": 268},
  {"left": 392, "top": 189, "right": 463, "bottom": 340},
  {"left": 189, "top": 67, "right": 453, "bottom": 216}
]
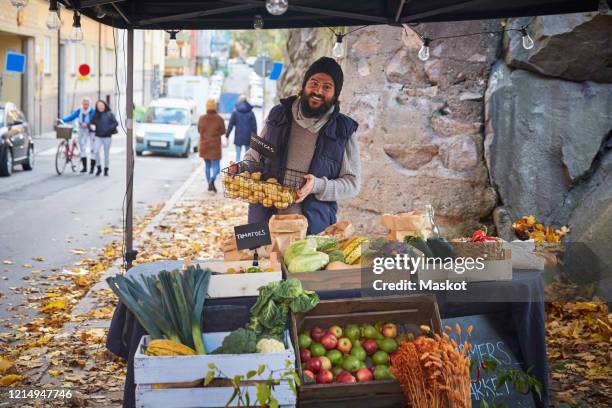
[{"left": 55, "top": 119, "right": 80, "bottom": 175}]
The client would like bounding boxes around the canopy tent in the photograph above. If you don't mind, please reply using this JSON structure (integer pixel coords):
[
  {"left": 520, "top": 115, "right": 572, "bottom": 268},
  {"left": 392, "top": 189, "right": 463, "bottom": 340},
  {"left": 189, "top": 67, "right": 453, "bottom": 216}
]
[{"left": 56, "top": 0, "right": 603, "bottom": 268}]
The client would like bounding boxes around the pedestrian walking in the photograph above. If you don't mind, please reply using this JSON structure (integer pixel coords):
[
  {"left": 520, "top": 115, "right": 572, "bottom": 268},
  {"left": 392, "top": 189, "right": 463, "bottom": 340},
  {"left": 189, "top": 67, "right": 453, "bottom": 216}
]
[
  {"left": 198, "top": 99, "right": 227, "bottom": 193},
  {"left": 60, "top": 97, "right": 95, "bottom": 173},
  {"left": 89, "top": 100, "right": 118, "bottom": 177},
  {"left": 226, "top": 95, "right": 257, "bottom": 162}
]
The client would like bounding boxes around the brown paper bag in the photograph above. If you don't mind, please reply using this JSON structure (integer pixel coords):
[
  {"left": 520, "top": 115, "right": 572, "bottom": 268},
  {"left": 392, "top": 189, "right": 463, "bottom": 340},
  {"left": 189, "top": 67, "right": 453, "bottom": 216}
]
[
  {"left": 323, "top": 221, "right": 355, "bottom": 242},
  {"left": 381, "top": 211, "right": 431, "bottom": 241},
  {"left": 269, "top": 214, "right": 308, "bottom": 254}
]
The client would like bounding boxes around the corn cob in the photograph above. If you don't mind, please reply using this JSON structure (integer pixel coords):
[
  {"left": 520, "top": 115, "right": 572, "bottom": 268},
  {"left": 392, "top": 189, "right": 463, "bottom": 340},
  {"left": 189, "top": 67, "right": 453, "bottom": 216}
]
[{"left": 342, "top": 237, "right": 368, "bottom": 265}]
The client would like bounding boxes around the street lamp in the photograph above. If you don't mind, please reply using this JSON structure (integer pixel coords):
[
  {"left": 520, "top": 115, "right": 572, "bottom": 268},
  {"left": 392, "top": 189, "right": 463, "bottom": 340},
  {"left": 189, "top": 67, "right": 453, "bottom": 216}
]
[
  {"left": 253, "top": 14, "right": 264, "bottom": 29},
  {"left": 520, "top": 28, "right": 534, "bottom": 50},
  {"left": 10, "top": 0, "right": 28, "bottom": 9},
  {"left": 266, "top": 0, "right": 288, "bottom": 16},
  {"left": 46, "top": 0, "right": 61, "bottom": 30},
  {"left": 71, "top": 11, "right": 84, "bottom": 42},
  {"left": 332, "top": 34, "right": 345, "bottom": 59}
]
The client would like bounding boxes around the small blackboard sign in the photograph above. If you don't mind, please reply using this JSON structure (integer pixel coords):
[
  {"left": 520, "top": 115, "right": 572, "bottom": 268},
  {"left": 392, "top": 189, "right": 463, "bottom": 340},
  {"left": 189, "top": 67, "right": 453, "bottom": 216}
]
[
  {"left": 234, "top": 221, "right": 271, "bottom": 251},
  {"left": 250, "top": 134, "right": 277, "bottom": 161},
  {"left": 443, "top": 313, "right": 536, "bottom": 408}
]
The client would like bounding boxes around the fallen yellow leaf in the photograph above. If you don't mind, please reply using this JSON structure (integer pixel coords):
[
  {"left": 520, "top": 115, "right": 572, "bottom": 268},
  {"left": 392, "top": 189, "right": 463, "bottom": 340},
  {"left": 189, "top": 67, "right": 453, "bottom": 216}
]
[
  {"left": 0, "top": 357, "right": 13, "bottom": 374},
  {"left": 0, "top": 374, "right": 23, "bottom": 386},
  {"left": 48, "top": 369, "right": 62, "bottom": 377},
  {"left": 39, "top": 297, "right": 68, "bottom": 313}
]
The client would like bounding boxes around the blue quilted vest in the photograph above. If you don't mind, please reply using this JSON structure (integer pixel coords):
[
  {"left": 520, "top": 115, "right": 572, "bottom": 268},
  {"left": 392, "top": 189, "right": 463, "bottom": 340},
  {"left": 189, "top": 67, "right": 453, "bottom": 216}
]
[{"left": 248, "top": 96, "right": 358, "bottom": 234}]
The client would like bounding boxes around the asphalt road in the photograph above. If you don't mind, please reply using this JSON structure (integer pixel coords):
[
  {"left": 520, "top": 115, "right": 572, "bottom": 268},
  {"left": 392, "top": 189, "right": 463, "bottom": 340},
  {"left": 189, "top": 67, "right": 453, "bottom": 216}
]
[{"left": 0, "top": 134, "right": 201, "bottom": 322}]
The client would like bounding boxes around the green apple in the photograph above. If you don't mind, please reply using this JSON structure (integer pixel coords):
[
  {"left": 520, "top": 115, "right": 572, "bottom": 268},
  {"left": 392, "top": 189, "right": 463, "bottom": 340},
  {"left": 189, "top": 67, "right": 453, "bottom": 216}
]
[
  {"left": 372, "top": 350, "right": 389, "bottom": 366},
  {"left": 345, "top": 324, "right": 360, "bottom": 342},
  {"left": 310, "top": 342, "right": 326, "bottom": 357},
  {"left": 350, "top": 346, "right": 367, "bottom": 361},
  {"left": 341, "top": 356, "right": 361, "bottom": 373},
  {"left": 298, "top": 333, "right": 312, "bottom": 349},
  {"left": 326, "top": 349, "right": 343, "bottom": 366}
]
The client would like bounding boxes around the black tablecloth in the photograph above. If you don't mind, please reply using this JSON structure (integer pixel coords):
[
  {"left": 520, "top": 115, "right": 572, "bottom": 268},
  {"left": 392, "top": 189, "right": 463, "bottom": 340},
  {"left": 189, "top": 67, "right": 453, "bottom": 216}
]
[{"left": 106, "top": 261, "right": 549, "bottom": 408}]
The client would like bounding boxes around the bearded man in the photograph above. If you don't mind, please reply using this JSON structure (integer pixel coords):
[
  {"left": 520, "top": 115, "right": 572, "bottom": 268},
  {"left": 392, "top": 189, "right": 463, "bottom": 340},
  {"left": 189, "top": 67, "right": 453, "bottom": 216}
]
[{"left": 243, "top": 57, "right": 361, "bottom": 234}]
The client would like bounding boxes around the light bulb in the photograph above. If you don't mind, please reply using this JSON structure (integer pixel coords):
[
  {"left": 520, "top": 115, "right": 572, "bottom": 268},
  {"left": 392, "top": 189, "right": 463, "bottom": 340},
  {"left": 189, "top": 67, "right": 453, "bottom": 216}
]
[
  {"left": 46, "top": 0, "right": 61, "bottom": 30},
  {"left": 71, "top": 12, "right": 83, "bottom": 42},
  {"left": 332, "top": 35, "right": 345, "bottom": 59},
  {"left": 598, "top": 0, "right": 611, "bottom": 14},
  {"left": 95, "top": 5, "right": 107, "bottom": 19},
  {"left": 10, "top": 0, "right": 28, "bottom": 9},
  {"left": 265, "top": 0, "right": 288, "bottom": 16},
  {"left": 254, "top": 14, "right": 264, "bottom": 29},
  {"left": 168, "top": 40, "right": 179, "bottom": 55},
  {"left": 418, "top": 38, "right": 430, "bottom": 61},
  {"left": 521, "top": 28, "right": 534, "bottom": 50}
]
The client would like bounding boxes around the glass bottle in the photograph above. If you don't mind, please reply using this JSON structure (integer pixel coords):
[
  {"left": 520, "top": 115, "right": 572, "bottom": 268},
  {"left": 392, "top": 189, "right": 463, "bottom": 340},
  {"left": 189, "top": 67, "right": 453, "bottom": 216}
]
[{"left": 425, "top": 204, "right": 440, "bottom": 238}]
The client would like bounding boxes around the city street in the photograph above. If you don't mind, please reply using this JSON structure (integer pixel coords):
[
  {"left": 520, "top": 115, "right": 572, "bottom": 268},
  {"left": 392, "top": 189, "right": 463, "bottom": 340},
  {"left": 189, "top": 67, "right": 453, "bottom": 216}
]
[{"left": 0, "top": 134, "right": 201, "bottom": 325}]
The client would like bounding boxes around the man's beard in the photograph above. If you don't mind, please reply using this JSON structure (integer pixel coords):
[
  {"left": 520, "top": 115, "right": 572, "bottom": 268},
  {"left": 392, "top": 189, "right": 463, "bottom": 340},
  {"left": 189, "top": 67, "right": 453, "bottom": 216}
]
[{"left": 300, "top": 91, "right": 335, "bottom": 118}]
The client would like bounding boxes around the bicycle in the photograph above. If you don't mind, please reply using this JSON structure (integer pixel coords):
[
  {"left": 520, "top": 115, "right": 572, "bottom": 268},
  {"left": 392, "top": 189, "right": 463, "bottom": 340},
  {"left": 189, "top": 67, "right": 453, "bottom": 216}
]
[{"left": 55, "top": 119, "right": 80, "bottom": 175}]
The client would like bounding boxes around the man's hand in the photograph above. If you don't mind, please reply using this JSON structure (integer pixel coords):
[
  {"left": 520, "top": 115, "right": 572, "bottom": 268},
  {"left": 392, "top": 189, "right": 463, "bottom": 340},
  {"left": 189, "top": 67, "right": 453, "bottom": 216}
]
[{"left": 295, "top": 174, "right": 315, "bottom": 203}]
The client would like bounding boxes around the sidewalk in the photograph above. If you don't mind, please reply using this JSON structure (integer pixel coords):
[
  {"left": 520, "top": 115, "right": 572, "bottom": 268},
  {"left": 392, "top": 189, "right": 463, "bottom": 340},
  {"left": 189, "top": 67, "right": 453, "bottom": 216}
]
[{"left": 27, "top": 158, "right": 247, "bottom": 406}]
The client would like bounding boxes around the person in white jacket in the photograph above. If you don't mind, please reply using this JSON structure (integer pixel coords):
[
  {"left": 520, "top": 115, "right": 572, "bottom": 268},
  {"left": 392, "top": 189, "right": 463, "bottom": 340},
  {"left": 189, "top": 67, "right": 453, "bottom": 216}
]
[{"left": 60, "top": 97, "right": 95, "bottom": 173}]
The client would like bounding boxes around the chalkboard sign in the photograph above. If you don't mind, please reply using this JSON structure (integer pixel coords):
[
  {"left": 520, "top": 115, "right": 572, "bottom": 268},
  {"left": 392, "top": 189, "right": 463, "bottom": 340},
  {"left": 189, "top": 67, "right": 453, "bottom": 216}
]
[
  {"left": 234, "top": 221, "right": 271, "bottom": 250},
  {"left": 250, "top": 134, "right": 277, "bottom": 161},
  {"left": 443, "top": 314, "right": 536, "bottom": 408}
]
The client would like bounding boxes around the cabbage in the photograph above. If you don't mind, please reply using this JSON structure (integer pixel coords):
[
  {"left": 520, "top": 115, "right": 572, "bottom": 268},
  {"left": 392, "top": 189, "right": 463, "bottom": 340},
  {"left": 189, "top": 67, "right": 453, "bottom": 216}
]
[
  {"left": 288, "top": 252, "right": 330, "bottom": 273},
  {"left": 307, "top": 235, "right": 338, "bottom": 252},
  {"left": 283, "top": 238, "right": 317, "bottom": 267}
]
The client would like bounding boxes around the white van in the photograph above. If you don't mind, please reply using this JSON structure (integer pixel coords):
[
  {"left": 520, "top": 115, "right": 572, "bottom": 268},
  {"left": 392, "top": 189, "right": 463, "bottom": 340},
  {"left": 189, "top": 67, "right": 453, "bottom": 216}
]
[{"left": 166, "top": 75, "right": 209, "bottom": 114}]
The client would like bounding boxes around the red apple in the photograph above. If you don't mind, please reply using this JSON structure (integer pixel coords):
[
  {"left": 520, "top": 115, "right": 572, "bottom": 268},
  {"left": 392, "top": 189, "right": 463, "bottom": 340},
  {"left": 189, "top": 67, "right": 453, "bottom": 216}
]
[
  {"left": 300, "top": 348, "right": 312, "bottom": 362},
  {"left": 362, "top": 339, "right": 378, "bottom": 356},
  {"left": 328, "top": 325, "right": 343, "bottom": 338},
  {"left": 303, "top": 370, "right": 316, "bottom": 382},
  {"left": 316, "top": 369, "right": 334, "bottom": 384},
  {"left": 319, "top": 356, "right": 332, "bottom": 371},
  {"left": 321, "top": 333, "right": 338, "bottom": 350},
  {"left": 382, "top": 323, "right": 398, "bottom": 338},
  {"left": 336, "top": 371, "right": 356, "bottom": 383},
  {"left": 306, "top": 357, "right": 322, "bottom": 374},
  {"left": 310, "top": 327, "right": 326, "bottom": 342},
  {"left": 336, "top": 337, "right": 352, "bottom": 353},
  {"left": 356, "top": 368, "right": 373, "bottom": 382}
]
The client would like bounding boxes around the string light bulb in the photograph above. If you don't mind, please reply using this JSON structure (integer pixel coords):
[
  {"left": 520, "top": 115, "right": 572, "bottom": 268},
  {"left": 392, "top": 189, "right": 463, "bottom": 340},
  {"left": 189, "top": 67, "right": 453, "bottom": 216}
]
[
  {"left": 167, "top": 30, "right": 179, "bottom": 55},
  {"left": 10, "top": 0, "right": 28, "bottom": 9},
  {"left": 265, "top": 0, "right": 288, "bottom": 16},
  {"left": 253, "top": 14, "right": 264, "bottom": 29},
  {"left": 71, "top": 11, "right": 84, "bottom": 42},
  {"left": 418, "top": 38, "right": 430, "bottom": 61},
  {"left": 95, "top": 5, "right": 107, "bottom": 19},
  {"left": 520, "top": 28, "right": 534, "bottom": 50},
  {"left": 598, "top": 0, "right": 611, "bottom": 14},
  {"left": 46, "top": 0, "right": 61, "bottom": 30},
  {"left": 332, "top": 34, "right": 345, "bottom": 59}
]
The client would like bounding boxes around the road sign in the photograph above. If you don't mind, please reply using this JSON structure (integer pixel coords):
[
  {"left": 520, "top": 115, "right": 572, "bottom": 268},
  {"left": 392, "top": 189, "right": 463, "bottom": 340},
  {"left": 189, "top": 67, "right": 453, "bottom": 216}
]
[
  {"left": 5, "top": 51, "right": 26, "bottom": 74},
  {"left": 78, "top": 63, "right": 91, "bottom": 76},
  {"left": 254, "top": 56, "right": 273, "bottom": 78},
  {"left": 269, "top": 62, "right": 283, "bottom": 81}
]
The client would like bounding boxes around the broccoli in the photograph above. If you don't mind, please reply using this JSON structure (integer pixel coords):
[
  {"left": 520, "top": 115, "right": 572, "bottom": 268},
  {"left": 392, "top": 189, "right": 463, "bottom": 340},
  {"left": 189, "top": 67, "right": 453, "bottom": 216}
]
[{"left": 211, "top": 328, "right": 257, "bottom": 354}]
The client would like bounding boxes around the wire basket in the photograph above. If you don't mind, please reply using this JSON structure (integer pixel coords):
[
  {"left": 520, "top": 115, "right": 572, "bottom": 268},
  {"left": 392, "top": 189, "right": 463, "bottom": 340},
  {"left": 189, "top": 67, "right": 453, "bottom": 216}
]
[
  {"left": 221, "top": 160, "right": 306, "bottom": 209},
  {"left": 56, "top": 125, "right": 73, "bottom": 140}
]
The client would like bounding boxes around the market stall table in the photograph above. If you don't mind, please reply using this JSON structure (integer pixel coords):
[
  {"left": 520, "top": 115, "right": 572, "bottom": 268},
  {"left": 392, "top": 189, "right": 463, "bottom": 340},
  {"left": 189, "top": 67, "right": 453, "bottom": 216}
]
[{"left": 107, "top": 261, "right": 548, "bottom": 408}]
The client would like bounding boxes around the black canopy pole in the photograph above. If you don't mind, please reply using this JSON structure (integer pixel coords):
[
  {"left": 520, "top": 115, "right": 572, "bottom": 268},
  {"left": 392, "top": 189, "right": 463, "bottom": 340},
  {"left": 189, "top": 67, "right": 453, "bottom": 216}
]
[{"left": 126, "top": 28, "right": 135, "bottom": 269}]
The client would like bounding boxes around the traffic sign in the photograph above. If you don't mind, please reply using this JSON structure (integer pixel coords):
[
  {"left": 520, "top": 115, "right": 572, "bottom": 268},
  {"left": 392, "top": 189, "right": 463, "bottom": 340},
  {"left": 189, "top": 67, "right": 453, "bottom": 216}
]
[
  {"left": 78, "top": 63, "right": 91, "bottom": 76},
  {"left": 269, "top": 62, "right": 283, "bottom": 81},
  {"left": 254, "top": 56, "right": 273, "bottom": 78}
]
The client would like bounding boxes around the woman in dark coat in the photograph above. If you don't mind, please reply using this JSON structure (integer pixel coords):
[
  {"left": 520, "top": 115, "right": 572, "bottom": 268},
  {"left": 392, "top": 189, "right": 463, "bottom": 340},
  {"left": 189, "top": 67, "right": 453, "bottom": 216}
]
[
  {"left": 226, "top": 95, "right": 257, "bottom": 162},
  {"left": 198, "top": 99, "right": 227, "bottom": 192},
  {"left": 89, "top": 100, "right": 118, "bottom": 176}
]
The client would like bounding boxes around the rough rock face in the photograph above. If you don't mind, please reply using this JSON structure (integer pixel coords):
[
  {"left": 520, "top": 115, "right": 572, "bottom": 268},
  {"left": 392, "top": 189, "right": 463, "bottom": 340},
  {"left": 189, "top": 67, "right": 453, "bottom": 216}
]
[
  {"left": 337, "top": 22, "right": 502, "bottom": 237},
  {"left": 484, "top": 61, "right": 612, "bottom": 225},
  {"left": 504, "top": 14, "right": 612, "bottom": 83},
  {"left": 277, "top": 28, "right": 333, "bottom": 98}
]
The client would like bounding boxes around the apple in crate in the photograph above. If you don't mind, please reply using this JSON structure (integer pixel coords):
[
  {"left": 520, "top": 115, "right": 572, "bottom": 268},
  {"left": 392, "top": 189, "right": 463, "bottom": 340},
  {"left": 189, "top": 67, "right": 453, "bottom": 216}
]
[
  {"left": 321, "top": 333, "right": 338, "bottom": 350},
  {"left": 319, "top": 356, "right": 332, "bottom": 371},
  {"left": 362, "top": 339, "right": 378, "bottom": 356},
  {"left": 336, "top": 337, "right": 352, "bottom": 353},
  {"left": 382, "top": 323, "right": 398, "bottom": 338},
  {"left": 356, "top": 368, "right": 373, "bottom": 382},
  {"left": 336, "top": 371, "right": 356, "bottom": 383},
  {"left": 328, "top": 325, "right": 343, "bottom": 338},
  {"left": 300, "top": 348, "right": 312, "bottom": 362},
  {"left": 310, "top": 327, "right": 326, "bottom": 342},
  {"left": 316, "top": 369, "right": 334, "bottom": 384},
  {"left": 303, "top": 370, "right": 316, "bottom": 383},
  {"left": 306, "top": 357, "right": 322, "bottom": 374}
]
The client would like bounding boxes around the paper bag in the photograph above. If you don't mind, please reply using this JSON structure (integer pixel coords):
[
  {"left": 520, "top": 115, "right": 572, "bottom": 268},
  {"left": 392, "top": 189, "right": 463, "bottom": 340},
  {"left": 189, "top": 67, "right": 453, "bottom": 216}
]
[
  {"left": 323, "top": 221, "right": 355, "bottom": 242},
  {"left": 381, "top": 211, "right": 431, "bottom": 241},
  {"left": 269, "top": 214, "right": 308, "bottom": 254}
]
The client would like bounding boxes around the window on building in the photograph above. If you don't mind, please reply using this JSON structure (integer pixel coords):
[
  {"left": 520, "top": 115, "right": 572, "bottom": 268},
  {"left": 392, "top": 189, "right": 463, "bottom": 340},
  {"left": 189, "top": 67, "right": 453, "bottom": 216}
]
[
  {"left": 106, "top": 49, "right": 114, "bottom": 75},
  {"left": 70, "top": 43, "right": 77, "bottom": 74},
  {"left": 43, "top": 36, "right": 52, "bottom": 74},
  {"left": 81, "top": 44, "right": 87, "bottom": 65},
  {"left": 90, "top": 46, "right": 96, "bottom": 76}
]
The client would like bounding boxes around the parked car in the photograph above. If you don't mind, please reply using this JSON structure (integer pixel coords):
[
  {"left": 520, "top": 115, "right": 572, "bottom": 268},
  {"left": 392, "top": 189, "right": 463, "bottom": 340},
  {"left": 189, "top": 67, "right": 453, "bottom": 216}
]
[
  {"left": 135, "top": 98, "right": 199, "bottom": 157},
  {"left": 0, "top": 102, "right": 33, "bottom": 177}
]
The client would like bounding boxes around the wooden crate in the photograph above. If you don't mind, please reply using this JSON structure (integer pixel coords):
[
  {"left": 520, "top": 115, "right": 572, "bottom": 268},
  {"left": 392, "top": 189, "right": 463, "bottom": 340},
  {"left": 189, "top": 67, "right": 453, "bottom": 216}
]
[
  {"left": 134, "top": 331, "right": 296, "bottom": 408},
  {"left": 283, "top": 263, "right": 367, "bottom": 291},
  {"left": 195, "top": 260, "right": 282, "bottom": 298},
  {"left": 290, "top": 295, "right": 441, "bottom": 408},
  {"left": 417, "top": 249, "right": 512, "bottom": 282}
]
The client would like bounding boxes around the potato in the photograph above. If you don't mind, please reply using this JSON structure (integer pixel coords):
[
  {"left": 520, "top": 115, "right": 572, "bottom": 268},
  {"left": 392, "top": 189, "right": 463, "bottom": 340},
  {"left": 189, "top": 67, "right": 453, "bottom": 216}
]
[
  {"left": 239, "top": 189, "right": 250, "bottom": 199},
  {"left": 266, "top": 177, "right": 279, "bottom": 184},
  {"left": 262, "top": 198, "right": 273, "bottom": 208},
  {"left": 251, "top": 172, "right": 262, "bottom": 181},
  {"left": 252, "top": 182, "right": 264, "bottom": 192},
  {"left": 248, "top": 194, "right": 259, "bottom": 204},
  {"left": 274, "top": 201, "right": 289, "bottom": 209},
  {"left": 228, "top": 190, "right": 239, "bottom": 199},
  {"left": 280, "top": 191, "right": 294, "bottom": 204},
  {"left": 253, "top": 191, "right": 266, "bottom": 201}
]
